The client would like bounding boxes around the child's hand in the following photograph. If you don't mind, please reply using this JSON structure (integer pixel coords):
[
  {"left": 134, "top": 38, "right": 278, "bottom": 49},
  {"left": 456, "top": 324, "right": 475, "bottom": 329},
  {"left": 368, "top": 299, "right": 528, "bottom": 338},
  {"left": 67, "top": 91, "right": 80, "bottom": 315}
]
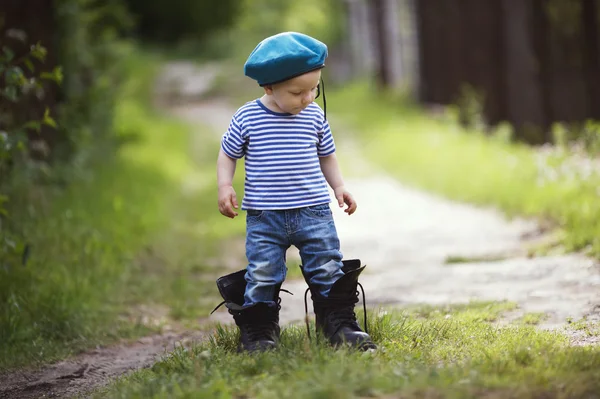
[
  {"left": 334, "top": 186, "right": 357, "bottom": 215},
  {"left": 218, "top": 185, "right": 239, "bottom": 218}
]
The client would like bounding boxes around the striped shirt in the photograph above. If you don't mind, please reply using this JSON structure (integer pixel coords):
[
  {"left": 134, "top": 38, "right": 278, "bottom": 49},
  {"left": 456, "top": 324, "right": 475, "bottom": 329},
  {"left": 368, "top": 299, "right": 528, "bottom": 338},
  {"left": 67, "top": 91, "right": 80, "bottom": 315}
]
[{"left": 221, "top": 99, "right": 335, "bottom": 210}]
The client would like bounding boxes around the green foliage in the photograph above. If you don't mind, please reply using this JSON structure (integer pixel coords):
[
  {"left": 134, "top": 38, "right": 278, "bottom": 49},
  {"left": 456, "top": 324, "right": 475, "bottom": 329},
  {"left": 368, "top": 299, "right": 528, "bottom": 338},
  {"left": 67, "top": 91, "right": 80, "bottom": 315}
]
[
  {"left": 0, "top": 25, "right": 63, "bottom": 262},
  {"left": 0, "top": 48, "right": 164, "bottom": 370},
  {"left": 54, "top": 0, "right": 133, "bottom": 161},
  {"left": 452, "top": 84, "right": 486, "bottom": 131},
  {"left": 122, "top": 0, "right": 239, "bottom": 42},
  {"left": 552, "top": 120, "right": 600, "bottom": 155},
  {"left": 1, "top": 0, "right": 134, "bottom": 268},
  {"left": 124, "top": 0, "right": 346, "bottom": 63},
  {"left": 0, "top": 37, "right": 61, "bottom": 170},
  {"left": 235, "top": 0, "right": 345, "bottom": 45},
  {"left": 0, "top": 50, "right": 227, "bottom": 370},
  {"left": 545, "top": 0, "right": 582, "bottom": 38},
  {"left": 102, "top": 303, "right": 600, "bottom": 398},
  {"left": 178, "top": 0, "right": 347, "bottom": 65}
]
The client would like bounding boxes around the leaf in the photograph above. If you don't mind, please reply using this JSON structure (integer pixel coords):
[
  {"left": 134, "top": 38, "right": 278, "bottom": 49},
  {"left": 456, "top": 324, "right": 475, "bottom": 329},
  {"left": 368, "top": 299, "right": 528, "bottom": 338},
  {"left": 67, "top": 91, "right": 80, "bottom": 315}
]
[
  {"left": 5, "top": 66, "right": 24, "bottom": 85},
  {"left": 24, "top": 59, "right": 35, "bottom": 72},
  {"left": 23, "top": 120, "right": 42, "bottom": 132},
  {"left": 30, "top": 42, "right": 47, "bottom": 62},
  {"left": 5, "top": 238, "right": 15, "bottom": 250},
  {"left": 40, "top": 66, "right": 64, "bottom": 84},
  {"left": 2, "top": 46, "right": 14, "bottom": 62},
  {"left": 2, "top": 86, "right": 18, "bottom": 102},
  {"left": 43, "top": 108, "right": 57, "bottom": 128},
  {"left": 43, "top": 116, "right": 57, "bottom": 128},
  {"left": 53, "top": 66, "right": 64, "bottom": 84}
]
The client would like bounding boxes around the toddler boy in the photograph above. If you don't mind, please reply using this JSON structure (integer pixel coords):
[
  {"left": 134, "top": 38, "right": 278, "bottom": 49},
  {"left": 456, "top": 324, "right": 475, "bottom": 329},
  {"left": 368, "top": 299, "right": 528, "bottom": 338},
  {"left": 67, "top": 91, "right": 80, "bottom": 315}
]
[{"left": 213, "top": 32, "right": 376, "bottom": 352}]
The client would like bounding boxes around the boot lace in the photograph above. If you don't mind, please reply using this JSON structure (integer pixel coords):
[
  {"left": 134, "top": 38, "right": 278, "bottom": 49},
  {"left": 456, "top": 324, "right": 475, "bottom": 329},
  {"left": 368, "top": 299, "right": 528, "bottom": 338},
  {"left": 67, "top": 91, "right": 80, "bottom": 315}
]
[
  {"left": 210, "top": 288, "right": 292, "bottom": 314},
  {"left": 304, "top": 282, "right": 369, "bottom": 341}
]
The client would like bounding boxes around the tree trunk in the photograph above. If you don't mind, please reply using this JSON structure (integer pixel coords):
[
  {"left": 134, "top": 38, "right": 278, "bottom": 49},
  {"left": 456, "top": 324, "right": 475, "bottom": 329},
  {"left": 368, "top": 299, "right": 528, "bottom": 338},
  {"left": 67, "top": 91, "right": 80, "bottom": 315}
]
[
  {"left": 386, "top": 0, "right": 404, "bottom": 87},
  {"left": 400, "top": 0, "right": 420, "bottom": 98},
  {"left": 371, "top": 0, "right": 392, "bottom": 88},
  {"left": 582, "top": 0, "right": 600, "bottom": 118},
  {"left": 532, "top": 0, "right": 553, "bottom": 142},
  {"left": 345, "top": 0, "right": 375, "bottom": 78},
  {"left": 501, "top": 0, "right": 546, "bottom": 143}
]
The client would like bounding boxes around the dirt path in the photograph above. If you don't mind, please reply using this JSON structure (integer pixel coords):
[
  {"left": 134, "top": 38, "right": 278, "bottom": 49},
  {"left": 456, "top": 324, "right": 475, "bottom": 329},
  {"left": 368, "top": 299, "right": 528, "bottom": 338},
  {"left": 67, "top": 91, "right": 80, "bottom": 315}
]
[
  {"left": 0, "top": 330, "right": 207, "bottom": 399},
  {"left": 2, "top": 61, "right": 599, "bottom": 399}
]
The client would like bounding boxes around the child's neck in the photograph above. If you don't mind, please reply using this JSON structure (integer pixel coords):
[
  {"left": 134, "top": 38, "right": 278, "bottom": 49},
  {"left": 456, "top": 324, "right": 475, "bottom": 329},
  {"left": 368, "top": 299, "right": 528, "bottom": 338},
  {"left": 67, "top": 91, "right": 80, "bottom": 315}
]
[{"left": 260, "top": 94, "right": 285, "bottom": 114}]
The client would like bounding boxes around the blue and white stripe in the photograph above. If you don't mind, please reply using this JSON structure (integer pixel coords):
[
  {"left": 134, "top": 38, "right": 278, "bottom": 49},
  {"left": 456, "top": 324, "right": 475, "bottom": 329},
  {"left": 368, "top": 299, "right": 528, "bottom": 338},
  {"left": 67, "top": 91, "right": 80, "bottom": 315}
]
[{"left": 221, "top": 99, "right": 335, "bottom": 210}]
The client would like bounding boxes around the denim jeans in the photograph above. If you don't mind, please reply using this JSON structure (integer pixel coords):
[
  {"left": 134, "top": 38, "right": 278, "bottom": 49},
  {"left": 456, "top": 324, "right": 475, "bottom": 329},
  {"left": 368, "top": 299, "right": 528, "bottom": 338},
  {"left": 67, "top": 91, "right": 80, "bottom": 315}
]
[{"left": 244, "top": 203, "right": 345, "bottom": 306}]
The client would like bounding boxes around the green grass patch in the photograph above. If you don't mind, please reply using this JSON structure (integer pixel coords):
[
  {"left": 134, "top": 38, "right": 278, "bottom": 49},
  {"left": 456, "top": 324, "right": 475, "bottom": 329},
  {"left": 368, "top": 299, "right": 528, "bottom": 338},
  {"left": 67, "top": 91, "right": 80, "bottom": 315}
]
[
  {"left": 444, "top": 254, "right": 510, "bottom": 264},
  {"left": 100, "top": 302, "right": 600, "bottom": 398},
  {"left": 515, "top": 313, "right": 549, "bottom": 326},
  {"left": 326, "top": 82, "right": 600, "bottom": 259},
  {"left": 0, "top": 49, "right": 241, "bottom": 370},
  {"left": 401, "top": 301, "right": 518, "bottom": 323},
  {"left": 568, "top": 317, "right": 600, "bottom": 337}
]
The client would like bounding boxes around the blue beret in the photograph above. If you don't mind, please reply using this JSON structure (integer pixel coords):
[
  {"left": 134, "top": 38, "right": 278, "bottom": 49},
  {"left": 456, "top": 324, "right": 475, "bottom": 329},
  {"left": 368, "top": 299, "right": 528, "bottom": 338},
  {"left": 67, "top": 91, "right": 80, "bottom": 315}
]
[{"left": 244, "top": 32, "right": 328, "bottom": 86}]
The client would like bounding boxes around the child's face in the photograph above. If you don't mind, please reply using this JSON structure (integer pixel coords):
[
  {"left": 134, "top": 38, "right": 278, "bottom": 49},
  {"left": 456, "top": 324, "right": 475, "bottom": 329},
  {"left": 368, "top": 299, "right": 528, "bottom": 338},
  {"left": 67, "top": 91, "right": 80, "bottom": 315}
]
[{"left": 265, "top": 70, "right": 321, "bottom": 114}]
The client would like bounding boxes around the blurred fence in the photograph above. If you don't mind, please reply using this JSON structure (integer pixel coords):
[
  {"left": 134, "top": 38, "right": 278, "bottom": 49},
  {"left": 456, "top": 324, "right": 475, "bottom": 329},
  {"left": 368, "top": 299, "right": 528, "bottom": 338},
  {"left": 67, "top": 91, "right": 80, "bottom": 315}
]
[
  {"left": 415, "top": 0, "right": 600, "bottom": 143},
  {"left": 4, "top": 0, "right": 597, "bottom": 147}
]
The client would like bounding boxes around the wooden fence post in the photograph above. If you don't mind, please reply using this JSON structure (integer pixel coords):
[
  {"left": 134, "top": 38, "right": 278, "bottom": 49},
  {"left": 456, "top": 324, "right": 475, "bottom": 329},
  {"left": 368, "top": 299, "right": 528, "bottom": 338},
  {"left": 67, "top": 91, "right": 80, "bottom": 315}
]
[{"left": 501, "top": 0, "right": 547, "bottom": 143}]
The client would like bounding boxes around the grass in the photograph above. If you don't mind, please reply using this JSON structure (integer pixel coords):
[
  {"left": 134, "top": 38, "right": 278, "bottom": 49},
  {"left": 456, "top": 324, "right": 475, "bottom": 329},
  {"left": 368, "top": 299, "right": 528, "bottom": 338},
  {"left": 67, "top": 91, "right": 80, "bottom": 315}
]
[
  {"left": 0, "top": 48, "right": 243, "bottom": 371},
  {"left": 568, "top": 317, "right": 600, "bottom": 337},
  {"left": 444, "top": 255, "right": 510, "bottom": 264},
  {"left": 326, "top": 82, "right": 600, "bottom": 259},
  {"left": 100, "top": 302, "right": 600, "bottom": 398},
  {"left": 514, "top": 313, "right": 549, "bottom": 326}
]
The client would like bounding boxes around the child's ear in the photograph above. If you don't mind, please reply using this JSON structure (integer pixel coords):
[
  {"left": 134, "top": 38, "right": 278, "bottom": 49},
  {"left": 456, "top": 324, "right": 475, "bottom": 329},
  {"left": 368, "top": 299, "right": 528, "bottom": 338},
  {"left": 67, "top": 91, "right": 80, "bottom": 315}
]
[{"left": 263, "top": 85, "right": 273, "bottom": 95}]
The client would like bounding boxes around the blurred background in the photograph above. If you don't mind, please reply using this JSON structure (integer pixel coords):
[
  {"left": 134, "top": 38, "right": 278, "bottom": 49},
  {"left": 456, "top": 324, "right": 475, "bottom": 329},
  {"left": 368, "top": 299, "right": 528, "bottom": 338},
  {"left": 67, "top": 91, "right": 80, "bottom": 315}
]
[
  {"left": 1, "top": 0, "right": 600, "bottom": 373},
  {"left": 1, "top": 0, "right": 599, "bottom": 173}
]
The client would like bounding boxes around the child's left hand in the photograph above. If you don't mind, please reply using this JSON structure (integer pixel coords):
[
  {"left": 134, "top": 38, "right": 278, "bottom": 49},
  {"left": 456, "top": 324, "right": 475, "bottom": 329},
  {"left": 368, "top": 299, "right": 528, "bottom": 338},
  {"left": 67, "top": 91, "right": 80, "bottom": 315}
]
[{"left": 334, "top": 186, "right": 357, "bottom": 215}]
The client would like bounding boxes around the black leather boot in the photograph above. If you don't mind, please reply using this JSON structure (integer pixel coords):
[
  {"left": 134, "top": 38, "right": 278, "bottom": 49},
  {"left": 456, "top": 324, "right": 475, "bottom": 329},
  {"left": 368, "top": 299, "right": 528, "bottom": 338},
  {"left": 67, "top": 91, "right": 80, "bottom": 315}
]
[
  {"left": 211, "top": 269, "right": 282, "bottom": 353},
  {"left": 301, "top": 259, "right": 377, "bottom": 350}
]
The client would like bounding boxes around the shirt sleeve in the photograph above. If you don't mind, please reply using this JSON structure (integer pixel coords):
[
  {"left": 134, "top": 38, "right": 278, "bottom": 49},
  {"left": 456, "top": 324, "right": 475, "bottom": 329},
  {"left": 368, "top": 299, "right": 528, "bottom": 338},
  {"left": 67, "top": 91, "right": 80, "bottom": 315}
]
[
  {"left": 317, "top": 118, "right": 336, "bottom": 157},
  {"left": 221, "top": 115, "right": 246, "bottom": 159}
]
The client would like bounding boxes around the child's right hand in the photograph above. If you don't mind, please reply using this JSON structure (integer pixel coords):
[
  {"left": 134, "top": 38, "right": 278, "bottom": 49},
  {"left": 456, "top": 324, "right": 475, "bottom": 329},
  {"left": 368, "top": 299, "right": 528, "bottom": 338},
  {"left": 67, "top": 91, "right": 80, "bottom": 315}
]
[{"left": 218, "top": 185, "right": 239, "bottom": 218}]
